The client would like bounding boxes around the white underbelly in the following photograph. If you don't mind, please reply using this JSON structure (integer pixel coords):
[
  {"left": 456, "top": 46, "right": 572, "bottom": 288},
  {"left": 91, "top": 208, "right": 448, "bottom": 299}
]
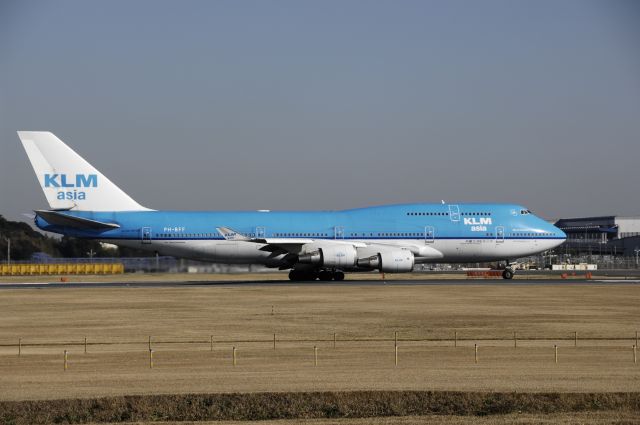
[{"left": 104, "top": 237, "right": 557, "bottom": 266}]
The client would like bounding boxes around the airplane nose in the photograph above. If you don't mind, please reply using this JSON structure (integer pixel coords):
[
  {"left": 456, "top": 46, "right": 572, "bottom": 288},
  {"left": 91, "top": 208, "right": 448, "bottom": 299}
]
[
  {"left": 555, "top": 226, "right": 567, "bottom": 240},
  {"left": 550, "top": 224, "right": 566, "bottom": 248}
]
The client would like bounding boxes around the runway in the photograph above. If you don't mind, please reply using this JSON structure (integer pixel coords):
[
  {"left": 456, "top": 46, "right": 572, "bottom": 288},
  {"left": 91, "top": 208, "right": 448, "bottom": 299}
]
[{"left": 1, "top": 278, "right": 639, "bottom": 289}]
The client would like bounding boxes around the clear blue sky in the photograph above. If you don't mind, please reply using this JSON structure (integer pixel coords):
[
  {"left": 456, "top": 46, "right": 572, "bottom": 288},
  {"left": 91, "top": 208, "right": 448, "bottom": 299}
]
[{"left": 1, "top": 0, "right": 639, "bottom": 221}]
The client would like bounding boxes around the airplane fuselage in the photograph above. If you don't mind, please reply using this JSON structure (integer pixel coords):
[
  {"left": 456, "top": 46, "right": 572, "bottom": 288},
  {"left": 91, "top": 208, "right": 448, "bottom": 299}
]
[{"left": 36, "top": 203, "right": 566, "bottom": 267}]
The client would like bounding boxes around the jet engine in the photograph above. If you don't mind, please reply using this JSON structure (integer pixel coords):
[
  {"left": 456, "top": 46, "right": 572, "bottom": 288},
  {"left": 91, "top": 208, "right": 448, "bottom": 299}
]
[
  {"left": 357, "top": 249, "right": 415, "bottom": 273},
  {"left": 298, "top": 245, "right": 358, "bottom": 268}
]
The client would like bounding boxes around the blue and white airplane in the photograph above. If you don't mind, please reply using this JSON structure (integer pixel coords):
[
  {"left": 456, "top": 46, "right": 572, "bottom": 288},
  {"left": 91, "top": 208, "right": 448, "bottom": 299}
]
[{"left": 18, "top": 132, "right": 566, "bottom": 280}]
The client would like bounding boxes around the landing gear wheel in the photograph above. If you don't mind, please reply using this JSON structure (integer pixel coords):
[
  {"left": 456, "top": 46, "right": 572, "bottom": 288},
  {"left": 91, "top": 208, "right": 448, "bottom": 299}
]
[
  {"left": 333, "top": 271, "right": 345, "bottom": 281},
  {"left": 305, "top": 271, "right": 319, "bottom": 281},
  {"left": 318, "top": 270, "right": 333, "bottom": 281},
  {"left": 289, "top": 270, "right": 318, "bottom": 281},
  {"left": 502, "top": 269, "right": 514, "bottom": 280},
  {"left": 288, "top": 270, "right": 301, "bottom": 281}
]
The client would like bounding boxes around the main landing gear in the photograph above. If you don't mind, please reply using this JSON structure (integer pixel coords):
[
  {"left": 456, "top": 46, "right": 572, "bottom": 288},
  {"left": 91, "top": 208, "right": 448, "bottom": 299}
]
[{"left": 288, "top": 269, "right": 345, "bottom": 281}]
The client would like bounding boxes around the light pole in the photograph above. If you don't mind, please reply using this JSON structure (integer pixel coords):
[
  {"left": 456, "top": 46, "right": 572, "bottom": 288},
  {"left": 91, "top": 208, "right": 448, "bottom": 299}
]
[{"left": 586, "top": 224, "right": 593, "bottom": 262}]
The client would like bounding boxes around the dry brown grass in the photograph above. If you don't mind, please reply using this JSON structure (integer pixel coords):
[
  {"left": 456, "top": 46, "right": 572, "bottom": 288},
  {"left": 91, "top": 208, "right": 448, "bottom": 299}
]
[
  {"left": 0, "top": 284, "right": 638, "bottom": 402},
  {"left": 1, "top": 391, "right": 639, "bottom": 424},
  {"left": 142, "top": 411, "right": 640, "bottom": 425}
]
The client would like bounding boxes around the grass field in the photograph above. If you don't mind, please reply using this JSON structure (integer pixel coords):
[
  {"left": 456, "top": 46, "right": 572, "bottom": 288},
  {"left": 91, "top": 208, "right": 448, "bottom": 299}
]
[
  {"left": 1, "top": 391, "right": 639, "bottom": 424},
  {"left": 99, "top": 412, "right": 640, "bottom": 425},
  {"left": 0, "top": 283, "right": 638, "bottom": 403},
  {"left": 197, "top": 413, "right": 640, "bottom": 425},
  {"left": 161, "top": 412, "right": 640, "bottom": 425},
  {"left": 167, "top": 413, "right": 640, "bottom": 424}
]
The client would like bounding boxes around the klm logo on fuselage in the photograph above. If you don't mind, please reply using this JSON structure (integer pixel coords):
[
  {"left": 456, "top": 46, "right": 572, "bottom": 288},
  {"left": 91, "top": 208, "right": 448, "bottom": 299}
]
[
  {"left": 463, "top": 217, "right": 492, "bottom": 232},
  {"left": 463, "top": 217, "right": 492, "bottom": 226},
  {"left": 43, "top": 174, "right": 97, "bottom": 201}
]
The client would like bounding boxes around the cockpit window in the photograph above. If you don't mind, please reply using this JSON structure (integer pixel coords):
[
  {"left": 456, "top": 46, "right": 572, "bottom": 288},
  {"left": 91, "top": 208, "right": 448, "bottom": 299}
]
[{"left": 520, "top": 209, "right": 532, "bottom": 215}]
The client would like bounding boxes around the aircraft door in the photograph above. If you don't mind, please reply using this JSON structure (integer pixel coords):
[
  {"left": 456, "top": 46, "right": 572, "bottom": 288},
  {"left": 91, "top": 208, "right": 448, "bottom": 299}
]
[
  {"left": 448, "top": 205, "right": 460, "bottom": 222},
  {"left": 334, "top": 226, "right": 344, "bottom": 239},
  {"left": 496, "top": 226, "right": 505, "bottom": 243},
  {"left": 424, "top": 226, "right": 435, "bottom": 244},
  {"left": 141, "top": 227, "right": 152, "bottom": 244},
  {"left": 256, "top": 226, "right": 266, "bottom": 238}
]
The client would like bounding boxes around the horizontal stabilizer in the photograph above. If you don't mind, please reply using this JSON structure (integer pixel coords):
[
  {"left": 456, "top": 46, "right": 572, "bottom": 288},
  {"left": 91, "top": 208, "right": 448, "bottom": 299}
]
[{"left": 35, "top": 210, "right": 120, "bottom": 230}]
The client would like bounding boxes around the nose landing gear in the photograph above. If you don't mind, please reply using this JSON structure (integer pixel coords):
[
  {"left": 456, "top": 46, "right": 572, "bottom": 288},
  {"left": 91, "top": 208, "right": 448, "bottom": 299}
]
[
  {"left": 502, "top": 268, "right": 514, "bottom": 280},
  {"left": 501, "top": 260, "right": 515, "bottom": 279}
]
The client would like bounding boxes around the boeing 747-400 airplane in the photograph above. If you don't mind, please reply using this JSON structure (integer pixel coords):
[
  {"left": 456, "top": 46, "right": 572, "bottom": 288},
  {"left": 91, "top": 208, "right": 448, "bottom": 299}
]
[{"left": 18, "top": 132, "right": 566, "bottom": 280}]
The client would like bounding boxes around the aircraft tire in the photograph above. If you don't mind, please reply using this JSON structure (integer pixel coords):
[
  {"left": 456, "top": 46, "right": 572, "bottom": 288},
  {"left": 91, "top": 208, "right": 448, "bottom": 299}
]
[
  {"left": 333, "top": 271, "right": 345, "bottom": 281},
  {"left": 288, "top": 270, "right": 300, "bottom": 281},
  {"left": 289, "top": 270, "right": 318, "bottom": 281},
  {"left": 304, "top": 271, "right": 319, "bottom": 281},
  {"left": 502, "top": 269, "right": 514, "bottom": 280},
  {"left": 318, "top": 270, "right": 333, "bottom": 281}
]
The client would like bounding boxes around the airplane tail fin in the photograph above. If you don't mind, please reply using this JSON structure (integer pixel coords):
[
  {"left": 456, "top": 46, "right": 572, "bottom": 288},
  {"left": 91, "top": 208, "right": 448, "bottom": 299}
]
[{"left": 18, "top": 131, "right": 149, "bottom": 212}]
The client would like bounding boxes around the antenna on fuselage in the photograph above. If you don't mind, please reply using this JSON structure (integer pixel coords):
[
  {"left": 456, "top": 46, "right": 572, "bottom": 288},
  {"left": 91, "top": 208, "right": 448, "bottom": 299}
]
[{"left": 441, "top": 200, "right": 445, "bottom": 204}]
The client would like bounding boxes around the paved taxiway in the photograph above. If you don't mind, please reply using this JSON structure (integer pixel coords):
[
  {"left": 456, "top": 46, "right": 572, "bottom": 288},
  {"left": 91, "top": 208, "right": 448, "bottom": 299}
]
[{"left": 1, "top": 278, "right": 639, "bottom": 289}]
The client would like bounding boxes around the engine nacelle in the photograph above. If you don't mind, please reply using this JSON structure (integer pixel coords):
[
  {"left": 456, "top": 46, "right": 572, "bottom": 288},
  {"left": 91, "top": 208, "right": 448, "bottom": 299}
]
[
  {"left": 298, "top": 245, "right": 358, "bottom": 268},
  {"left": 357, "top": 249, "right": 415, "bottom": 273}
]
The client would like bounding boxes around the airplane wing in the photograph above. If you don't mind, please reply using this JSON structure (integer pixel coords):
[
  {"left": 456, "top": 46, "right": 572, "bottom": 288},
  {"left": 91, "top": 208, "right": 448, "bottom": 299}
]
[
  {"left": 362, "top": 240, "right": 443, "bottom": 259},
  {"left": 215, "top": 226, "right": 440, "bottom": 259},
  {"left": 216, "top": 227, "right": 314, "bottom": 245}
]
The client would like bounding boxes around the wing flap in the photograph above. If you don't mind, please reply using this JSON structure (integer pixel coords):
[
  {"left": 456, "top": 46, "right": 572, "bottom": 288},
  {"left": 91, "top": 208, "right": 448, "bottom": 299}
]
[{"left": 365, "top": 242, "right": 443, "bottom": 259}]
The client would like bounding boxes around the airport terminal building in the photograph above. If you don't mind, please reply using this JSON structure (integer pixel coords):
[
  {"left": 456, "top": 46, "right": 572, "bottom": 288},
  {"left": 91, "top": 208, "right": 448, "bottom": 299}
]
[{"left": 554, "top": 215, "right": 640, "bottom": 257}]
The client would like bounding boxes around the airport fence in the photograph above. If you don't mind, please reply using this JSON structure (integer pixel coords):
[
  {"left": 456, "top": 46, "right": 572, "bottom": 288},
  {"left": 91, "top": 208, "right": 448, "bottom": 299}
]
[
  {"left": 2, "top": 256, "right": 277, "bottom": 274},
  {"left": 2, "top": 330, "right": 638, "bottom": 358},
  {"left": 0, "top": 263, "right": 124, "bottom": 276},
  {"left": 7, "top": 256, "right": 177, "bottom": 273}
]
